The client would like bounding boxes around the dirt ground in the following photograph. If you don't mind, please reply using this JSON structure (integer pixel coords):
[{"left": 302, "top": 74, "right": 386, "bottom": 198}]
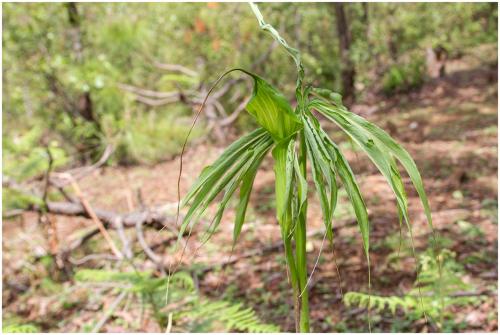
[{"left": 3, "top": 44, "right": 498, "bottom": 332}]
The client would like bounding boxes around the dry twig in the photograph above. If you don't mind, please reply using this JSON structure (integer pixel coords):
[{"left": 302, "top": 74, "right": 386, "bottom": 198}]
[{"left": 59, "top": 173, "right": 123, "bottom": 259}]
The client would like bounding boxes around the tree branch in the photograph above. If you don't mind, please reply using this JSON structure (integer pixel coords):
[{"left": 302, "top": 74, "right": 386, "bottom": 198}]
[
  {"left": 152, "top": 61, "right": 199, "bottom": 77},
  {"left": 118, "top": 83, "right": 183, "bottom": 99},
  {"left": 43, "top": 201, "right": 179, "bottom": 232}
]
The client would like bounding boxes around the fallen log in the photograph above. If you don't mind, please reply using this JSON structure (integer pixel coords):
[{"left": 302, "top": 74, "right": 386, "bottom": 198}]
[
  {"left": 44, "top": 201, "right": 178, "bottom": 231},
  {"left": 34, "top": 200, "right": 190, "bottom": 266}
]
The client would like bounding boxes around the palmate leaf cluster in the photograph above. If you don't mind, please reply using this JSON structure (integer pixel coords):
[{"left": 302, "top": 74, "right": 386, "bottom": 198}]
[
  {"left": 179, "top": 29, "right": 433, "bottom": 275},
  {"left": 179, "top": 3, "right": 435, "bottom": 330}
]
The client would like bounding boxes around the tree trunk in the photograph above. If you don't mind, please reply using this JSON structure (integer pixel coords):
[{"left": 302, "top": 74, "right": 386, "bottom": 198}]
[
  {"left": 334, "top": 3, "right": 356, "bottom": 103},
  {"left": 386, "top": 6, "right": 399, "bottom": 62},
  {"left": 361, "top": 2, "right": 369, "bottom": 39},
  {"left": 66, "top": 3, "right": 83, "bottom": 62}
]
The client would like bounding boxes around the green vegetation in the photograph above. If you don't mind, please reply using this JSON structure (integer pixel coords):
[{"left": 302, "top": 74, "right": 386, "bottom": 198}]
[
  {"left": 3, "top": 3, "right": 496, "bottom": 167},
  {"left": 2, "top": 323, "right": 39, "bottom": 333},
  {"left": 2, "top": 3, "right": 497, "bottom": 333},
  {"left": 382, "top": 56, "right": 426, "bottom": 95},
  {"left": 74, "top": 268, "right": 278, "bottom": 332},
  {"left": 179, "top": 3, "right": 439, "bottom": 332},
  {"left": 344, "top": 248, "right": 478, "bottom": 330}
]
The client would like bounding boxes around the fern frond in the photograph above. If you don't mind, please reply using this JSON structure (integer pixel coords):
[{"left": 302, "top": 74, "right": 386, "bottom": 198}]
[
  {"left": 344, "top": 248, "right": 477, "bottom": 322},
  {"left": 3, "top": 324, "right": 39, "bottom": 333},
  {"left": 344, "top": 292, "right": 411, "bottom": 315},
  {"left": 182, "top": 299, "right": 280, "bottom": 333}
]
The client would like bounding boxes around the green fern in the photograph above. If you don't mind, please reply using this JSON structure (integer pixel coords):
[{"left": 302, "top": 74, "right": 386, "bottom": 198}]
[
  {"left": 344, "top": 292, "right": 414, "bottom": 315},
  {"left": 180, "top": 300, "right": 280, "bottom": 333},
  {"left": 344, "top": 248, "right": 476, "bottom": 323},
  {"left": 2, "top": 324, "right": 39, "bottom": 333},
  {"left": 75, "top": 268, "right": 192, "bottom": 295},
  {"left": 74, "top": 268, "right": 278, "bottom": 332}
]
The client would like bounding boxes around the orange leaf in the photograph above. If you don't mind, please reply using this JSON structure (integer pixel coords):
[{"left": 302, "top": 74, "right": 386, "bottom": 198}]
[{"left": 195, "top": 17, "right": 206, "bottom": 34}]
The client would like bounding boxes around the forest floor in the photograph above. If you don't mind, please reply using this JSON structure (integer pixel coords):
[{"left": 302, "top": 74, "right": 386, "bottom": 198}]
[{"left": 3, "top": 44, "right": 498, "bottom": 332}]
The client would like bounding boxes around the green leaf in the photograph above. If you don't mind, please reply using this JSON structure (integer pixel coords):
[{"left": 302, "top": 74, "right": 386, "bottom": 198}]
[
  {"left": 233, "top": 153, "right": 266, "bottom": 245},
  {"left": 246, "top": 74, "right": 302, "bottom": 141},
  {"left": 183, "top": 127, "right": 268, "bottom": 206},
  {"left": 311, "top": 87, "right": 343, "bottom": 107},
  {"left": 180, "top": 149, "right": 252, "bottom": 236},
  {"left": 206, "top": 155, "right": 258, "bottom": 242},
  {"left": 311, "top": 101, "right": 440, "bottom": 319},
  {"left": 227, "top": 139, "right": 272, "bottom": 245},
  {"left": 327, "top": 140, "right": 370, "bottom": 258},
  {"left": 293, "top": 149, "right": 308, "bottom": 213},
  {"left": 311, "top": 101, "right": 412, "bottom": 231},
  {"left": 330, "top": 105, "right": 433, "bottom": 230},
  {"left": 272, "top": 138, "right": 296, "bottom": 228},
  {"left": 249, "top": 2, "right": 305, "bottom": 90},
  {"left": 303, "top": 114, "right": 338, "bottom": 244},
  {"left": 3, "top": 324, "right": 39, "bottom": 333},
  {"left": 180, "top": 134, "right": 272, "bottom": 240}
]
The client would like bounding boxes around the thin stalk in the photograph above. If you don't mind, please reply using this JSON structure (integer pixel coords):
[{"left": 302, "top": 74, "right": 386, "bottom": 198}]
[
  {"left": 282, "top": 215, "right": 300, "bottom": 332},
  {"left": 295, "top": 217, "right": 309, "bottom": 332},
  {"left": 285, "top": 236, "right": 300, "bottom": 332},
  {"left": 295, "top": 131, "right": 310, "bottom": 332}
]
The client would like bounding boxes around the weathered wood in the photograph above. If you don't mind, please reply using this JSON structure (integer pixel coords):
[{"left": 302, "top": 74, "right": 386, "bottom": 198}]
[{"left": 45, "top": 201, "right": 178, "bottom": 231}]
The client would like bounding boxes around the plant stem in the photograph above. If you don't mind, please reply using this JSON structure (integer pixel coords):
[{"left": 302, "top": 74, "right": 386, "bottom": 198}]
[
  {"left": 295, "top": 131, "right": 310, "bottom": 332},
  {"left": 285, "top": 232, "right": 300, "bottom": 332},
  {"left": 296, "top": 216, "right": 309, "bottom": 332}
]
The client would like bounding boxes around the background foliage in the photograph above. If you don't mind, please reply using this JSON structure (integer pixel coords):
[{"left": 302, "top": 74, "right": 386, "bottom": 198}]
[{"left": 3, "top": 3, "right": 497, "bottom": 168}]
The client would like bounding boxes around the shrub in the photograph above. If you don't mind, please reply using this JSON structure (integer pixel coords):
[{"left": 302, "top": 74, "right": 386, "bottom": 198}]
[
  {"left": 111, "top": 109, "right": 205, "bottom": 165},
  {"left": 382, "top": 56, "right": 426, "bottom": 95}
]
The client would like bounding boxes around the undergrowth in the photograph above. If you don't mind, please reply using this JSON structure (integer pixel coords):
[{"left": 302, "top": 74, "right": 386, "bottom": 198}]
[
  {"left": 382, "top": 55, "right": 426, "bottom": 95},
  {"left": 74, "top": 268, "right": 278, "bottom": 332},
  {"left": 344, "top": 248, "right": 478, "bottom": 331}
]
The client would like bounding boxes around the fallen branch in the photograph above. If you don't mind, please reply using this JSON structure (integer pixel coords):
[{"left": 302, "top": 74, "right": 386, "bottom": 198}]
[
  {"left": 34, "top": 195, "right": 359, "bottom": 276},
  {"left": 130, "top": 94, "right": 181, "bottom": 107},
  {"left": 91, "top": 291, "right": 128, "bottom": 333},
  {"left": 118, "top": 83, "right": 182, "bottom": 99},
  {"left": 43, "top": 201, "right": 178, "bottom": 231},
  {"left": 136, "top": 218, "right": 163, "bottom": 267},
  {"left": 152, "top": 61, "right": 198, "bottom": 77},
  {"left": 60, "top": 173, "right": 123, "bottom": 259},
  {"left": 37, "top": 200, "right": 181, "bottom": 266},
  {"left": 115, "top": 217, "right": 133, "bottom": 259}
]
